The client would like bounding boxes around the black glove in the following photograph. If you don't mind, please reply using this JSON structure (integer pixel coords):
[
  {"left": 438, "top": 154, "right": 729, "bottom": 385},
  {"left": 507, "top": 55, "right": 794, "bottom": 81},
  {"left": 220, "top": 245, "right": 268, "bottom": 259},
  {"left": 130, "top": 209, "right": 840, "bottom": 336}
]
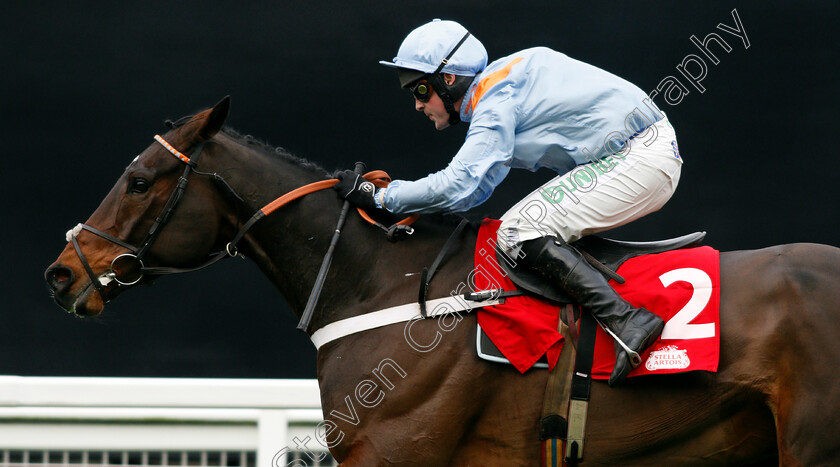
[{"left": 333, "top": 170, "right": 377, "bottom": 210}]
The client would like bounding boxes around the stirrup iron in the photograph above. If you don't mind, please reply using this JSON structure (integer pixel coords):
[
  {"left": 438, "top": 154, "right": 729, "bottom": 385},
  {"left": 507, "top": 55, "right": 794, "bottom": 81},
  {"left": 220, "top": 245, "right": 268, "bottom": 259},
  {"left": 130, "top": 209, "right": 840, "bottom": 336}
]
[{"left": 593, "top": 316, "right": 642, "bottom": 367}]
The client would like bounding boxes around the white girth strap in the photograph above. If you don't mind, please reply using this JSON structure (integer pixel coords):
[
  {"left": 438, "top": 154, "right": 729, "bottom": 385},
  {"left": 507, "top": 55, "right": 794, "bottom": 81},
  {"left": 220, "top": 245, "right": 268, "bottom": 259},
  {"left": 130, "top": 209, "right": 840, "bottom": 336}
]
[{"left": 309, "top": 294, "right": 503, "bottom": 350}]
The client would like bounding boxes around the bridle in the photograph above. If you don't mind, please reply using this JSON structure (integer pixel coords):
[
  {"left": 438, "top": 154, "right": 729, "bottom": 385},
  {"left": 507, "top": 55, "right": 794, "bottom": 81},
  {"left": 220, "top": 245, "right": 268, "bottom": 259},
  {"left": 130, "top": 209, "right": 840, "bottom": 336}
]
[
  {"left": 68, "top": 136, "right": 209, "bottom": 301},
  {"left": 66, "top": 134, "right": 417, "bottom": 317}
]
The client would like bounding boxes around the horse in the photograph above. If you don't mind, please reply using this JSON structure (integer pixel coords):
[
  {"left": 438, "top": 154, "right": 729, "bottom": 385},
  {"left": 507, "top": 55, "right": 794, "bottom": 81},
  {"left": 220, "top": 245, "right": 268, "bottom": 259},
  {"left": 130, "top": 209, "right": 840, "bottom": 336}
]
[{"left": 45, "top": 97, "right": 840, "bottom": 466}]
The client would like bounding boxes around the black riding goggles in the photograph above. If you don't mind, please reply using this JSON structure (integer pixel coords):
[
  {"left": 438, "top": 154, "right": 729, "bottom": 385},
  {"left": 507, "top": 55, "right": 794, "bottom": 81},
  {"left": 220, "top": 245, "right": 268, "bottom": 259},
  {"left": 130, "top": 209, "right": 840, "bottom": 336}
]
[{"left": 409, "top": 77, "right": 433, "bottom": 102}]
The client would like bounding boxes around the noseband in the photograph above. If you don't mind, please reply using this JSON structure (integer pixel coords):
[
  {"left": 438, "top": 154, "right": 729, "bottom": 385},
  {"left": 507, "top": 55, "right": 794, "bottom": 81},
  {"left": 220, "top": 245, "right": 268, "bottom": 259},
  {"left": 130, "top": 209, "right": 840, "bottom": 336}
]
[{"left": 66, "top": 135, "right": 418, "bottom": 307}]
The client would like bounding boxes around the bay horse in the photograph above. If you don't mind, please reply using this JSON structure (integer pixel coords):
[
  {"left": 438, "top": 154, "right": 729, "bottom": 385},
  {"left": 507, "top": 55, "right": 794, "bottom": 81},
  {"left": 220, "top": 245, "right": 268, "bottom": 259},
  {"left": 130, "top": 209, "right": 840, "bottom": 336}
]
[{"left": 45, "top": 97, "right": 840, "bottom": 466}]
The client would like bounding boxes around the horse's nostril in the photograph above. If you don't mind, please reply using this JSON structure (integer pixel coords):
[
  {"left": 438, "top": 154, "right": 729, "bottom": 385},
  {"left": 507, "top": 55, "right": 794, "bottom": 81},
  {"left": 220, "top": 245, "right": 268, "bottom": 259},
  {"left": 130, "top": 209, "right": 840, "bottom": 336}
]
[
  {"left": 45, "top": 265, "right": 74, "bottom": 293},
  {"left": 53, "top": 269, "right": 71, "bottom": 283}
]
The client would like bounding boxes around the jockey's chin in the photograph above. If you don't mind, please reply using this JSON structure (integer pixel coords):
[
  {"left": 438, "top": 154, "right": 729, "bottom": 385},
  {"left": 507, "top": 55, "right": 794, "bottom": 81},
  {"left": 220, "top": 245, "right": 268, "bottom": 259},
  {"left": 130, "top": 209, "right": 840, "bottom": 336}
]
[{"left": 415, "top": 93, "right": 455, "bottom": 131}]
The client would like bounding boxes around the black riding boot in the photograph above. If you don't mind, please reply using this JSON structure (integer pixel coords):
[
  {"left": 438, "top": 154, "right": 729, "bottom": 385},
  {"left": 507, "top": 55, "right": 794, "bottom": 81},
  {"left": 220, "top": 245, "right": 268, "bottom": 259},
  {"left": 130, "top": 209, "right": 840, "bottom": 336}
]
[{"left": 520, "top": 236, "right": 665, "bottom": 387}]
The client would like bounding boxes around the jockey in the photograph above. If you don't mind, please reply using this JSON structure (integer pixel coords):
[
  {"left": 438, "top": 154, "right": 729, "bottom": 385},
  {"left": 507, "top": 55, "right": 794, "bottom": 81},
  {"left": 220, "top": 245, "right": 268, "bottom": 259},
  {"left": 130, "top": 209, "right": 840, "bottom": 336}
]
[{"left": 335, "top": 19, "right": 683, "bottom": 386}]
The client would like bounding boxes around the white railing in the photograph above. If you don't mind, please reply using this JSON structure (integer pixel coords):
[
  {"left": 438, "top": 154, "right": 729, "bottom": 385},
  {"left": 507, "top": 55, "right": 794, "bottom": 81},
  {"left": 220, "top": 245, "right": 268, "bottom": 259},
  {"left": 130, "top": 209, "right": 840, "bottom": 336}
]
[{"left": 0, "top": 376, "right": 336, "bottom": 466}]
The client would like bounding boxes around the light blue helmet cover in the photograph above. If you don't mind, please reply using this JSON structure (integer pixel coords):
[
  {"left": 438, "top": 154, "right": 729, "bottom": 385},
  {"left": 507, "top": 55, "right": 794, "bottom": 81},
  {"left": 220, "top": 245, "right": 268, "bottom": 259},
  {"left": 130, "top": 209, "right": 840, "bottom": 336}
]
[{"left": 379, "top": 19, "right": 488, "bottom": 77}]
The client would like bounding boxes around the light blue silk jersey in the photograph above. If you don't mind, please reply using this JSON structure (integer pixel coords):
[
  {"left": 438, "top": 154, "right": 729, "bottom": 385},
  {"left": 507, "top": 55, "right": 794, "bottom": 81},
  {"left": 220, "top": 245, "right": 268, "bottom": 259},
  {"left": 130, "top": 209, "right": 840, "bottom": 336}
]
[{"left": 381, "top": 47, "right": 662, "bottom": 214}]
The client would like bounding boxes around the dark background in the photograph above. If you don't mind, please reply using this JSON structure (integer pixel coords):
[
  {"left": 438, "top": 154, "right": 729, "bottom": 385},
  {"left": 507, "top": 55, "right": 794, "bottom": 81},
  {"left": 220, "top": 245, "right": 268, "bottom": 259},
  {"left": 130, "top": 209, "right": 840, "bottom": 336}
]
[{"left": 2, "top": 2, "right": 836, "bottom": 379}]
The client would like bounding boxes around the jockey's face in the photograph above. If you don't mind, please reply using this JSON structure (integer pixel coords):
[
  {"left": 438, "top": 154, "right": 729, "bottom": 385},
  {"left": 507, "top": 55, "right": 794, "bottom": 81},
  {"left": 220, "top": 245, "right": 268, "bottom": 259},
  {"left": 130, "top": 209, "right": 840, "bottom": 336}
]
[
  {"left": 412, "top": 74, "right": 460, "bottom": 131},
  {"left": 415, "top": 85, "right": 451, "bottom": 130}
]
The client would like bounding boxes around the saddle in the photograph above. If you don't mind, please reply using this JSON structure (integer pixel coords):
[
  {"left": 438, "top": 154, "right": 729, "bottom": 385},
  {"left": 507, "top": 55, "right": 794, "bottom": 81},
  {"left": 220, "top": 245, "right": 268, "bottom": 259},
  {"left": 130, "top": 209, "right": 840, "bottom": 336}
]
[
  {"left": 476, "top": 231, "right": 706, "bottom": 365},
  {"left": 500, "top": 231, "right": 706, "bottom": 304}
]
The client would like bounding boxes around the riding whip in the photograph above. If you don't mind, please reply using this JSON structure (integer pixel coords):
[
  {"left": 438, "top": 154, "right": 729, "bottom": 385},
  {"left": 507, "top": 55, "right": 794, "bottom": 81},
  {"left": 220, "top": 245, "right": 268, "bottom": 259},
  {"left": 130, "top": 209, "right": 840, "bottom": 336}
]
[{"left": 297, "top": 161, "right": 366, "bottom": 332}]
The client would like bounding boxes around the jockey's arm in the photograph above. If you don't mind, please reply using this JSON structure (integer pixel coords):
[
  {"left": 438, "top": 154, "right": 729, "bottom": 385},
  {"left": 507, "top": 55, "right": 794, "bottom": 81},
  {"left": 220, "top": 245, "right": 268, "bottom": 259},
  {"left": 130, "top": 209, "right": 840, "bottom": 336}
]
[
  {"left": 379, "top": 127, "right": 511, "bottom": 213},
  {"left": 379, "top": 105, "right": 516, "bottom": 214}
]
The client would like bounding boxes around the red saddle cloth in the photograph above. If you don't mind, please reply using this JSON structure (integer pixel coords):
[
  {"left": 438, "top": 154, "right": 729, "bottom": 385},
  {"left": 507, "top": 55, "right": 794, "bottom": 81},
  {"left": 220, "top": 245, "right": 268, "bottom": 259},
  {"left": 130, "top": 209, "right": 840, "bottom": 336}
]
[{"left": 474, "top": 219, "right": 721, "bottom": 379}]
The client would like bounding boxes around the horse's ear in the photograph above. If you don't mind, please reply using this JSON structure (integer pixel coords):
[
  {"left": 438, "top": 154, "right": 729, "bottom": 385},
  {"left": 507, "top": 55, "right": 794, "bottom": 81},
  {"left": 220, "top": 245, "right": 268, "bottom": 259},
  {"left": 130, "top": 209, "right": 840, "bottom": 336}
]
[{"left": 199, "top": 96, "right": 231, "bottom": 140}]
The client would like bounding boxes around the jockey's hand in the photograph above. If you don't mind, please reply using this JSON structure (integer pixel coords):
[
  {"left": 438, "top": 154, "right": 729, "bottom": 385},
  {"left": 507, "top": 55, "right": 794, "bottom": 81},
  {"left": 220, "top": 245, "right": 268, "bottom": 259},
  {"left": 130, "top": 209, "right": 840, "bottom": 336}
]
[{"left": 333, "top": 170, "right": 377, "bottom": 210}]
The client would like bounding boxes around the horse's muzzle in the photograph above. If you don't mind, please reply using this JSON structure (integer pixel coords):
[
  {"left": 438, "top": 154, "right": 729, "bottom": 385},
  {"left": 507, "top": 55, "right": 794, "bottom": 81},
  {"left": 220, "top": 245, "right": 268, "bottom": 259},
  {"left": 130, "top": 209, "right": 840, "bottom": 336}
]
[{"left": 44, "top": 264, "right": 103, "bottom": 316}]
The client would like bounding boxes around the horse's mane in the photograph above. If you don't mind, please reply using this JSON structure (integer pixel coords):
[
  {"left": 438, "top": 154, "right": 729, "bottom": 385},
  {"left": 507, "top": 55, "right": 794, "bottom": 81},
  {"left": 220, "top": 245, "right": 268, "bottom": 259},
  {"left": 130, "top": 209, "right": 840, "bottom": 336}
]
[
  {"left": 164, "top": 115, "right": 330, "bottom": 176},
  {"left": 221, "top": 126, "right": 331, "bottom": 176}
]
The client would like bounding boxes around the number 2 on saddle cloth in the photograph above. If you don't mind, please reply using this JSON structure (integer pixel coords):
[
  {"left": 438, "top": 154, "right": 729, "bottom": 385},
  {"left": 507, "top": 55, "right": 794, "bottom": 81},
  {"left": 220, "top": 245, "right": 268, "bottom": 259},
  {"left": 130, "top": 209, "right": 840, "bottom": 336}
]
[{"left": 473, "top": 219, "right": 721, "bottom": 379}]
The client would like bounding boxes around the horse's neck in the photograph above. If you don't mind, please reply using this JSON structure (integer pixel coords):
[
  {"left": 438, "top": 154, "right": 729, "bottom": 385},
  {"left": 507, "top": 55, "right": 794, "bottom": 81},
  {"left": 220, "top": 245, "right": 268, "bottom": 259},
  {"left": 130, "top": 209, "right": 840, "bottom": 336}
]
[
  {"left": 209, "top": 136, "right": 476, "bottom": 332},
  {"left": 208, "top": 138, "right": 351, "bottom": 316}
]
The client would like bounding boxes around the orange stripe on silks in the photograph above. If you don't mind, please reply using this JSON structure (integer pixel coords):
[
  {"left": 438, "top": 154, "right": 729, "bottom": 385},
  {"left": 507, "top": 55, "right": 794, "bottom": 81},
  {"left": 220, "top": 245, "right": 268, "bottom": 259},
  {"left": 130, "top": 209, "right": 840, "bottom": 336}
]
[{"left": 467, "top": 57, "right": 523, "bottom": 114}]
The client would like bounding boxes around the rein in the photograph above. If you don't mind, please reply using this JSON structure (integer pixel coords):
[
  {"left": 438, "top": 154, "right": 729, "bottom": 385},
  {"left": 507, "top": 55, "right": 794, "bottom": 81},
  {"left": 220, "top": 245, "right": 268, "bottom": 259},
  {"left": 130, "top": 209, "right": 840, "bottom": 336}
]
[{"left": 67, "top": 134, "right": 417, "bottom": 311}]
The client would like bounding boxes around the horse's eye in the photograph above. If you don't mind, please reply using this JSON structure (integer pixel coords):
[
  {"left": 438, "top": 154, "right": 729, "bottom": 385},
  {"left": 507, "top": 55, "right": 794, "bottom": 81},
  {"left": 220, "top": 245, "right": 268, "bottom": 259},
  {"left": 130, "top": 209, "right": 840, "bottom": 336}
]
[{"left": 128, "top": 178, "right": 150, "bottom": 194}]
